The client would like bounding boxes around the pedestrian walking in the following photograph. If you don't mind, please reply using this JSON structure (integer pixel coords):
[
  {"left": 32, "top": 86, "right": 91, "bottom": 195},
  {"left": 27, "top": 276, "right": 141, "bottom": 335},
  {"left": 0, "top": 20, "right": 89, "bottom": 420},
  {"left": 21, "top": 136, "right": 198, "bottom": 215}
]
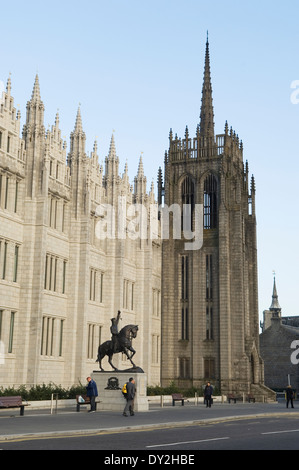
[
  {"left": 286, "top": 385, "right": 294, "bottom": 409},
  {"left": 204, "top": 382, "right": 213, "bottom": 408},
  {"left": 123, "top": 377, "right": 135, "bottom": 416},
  {"left": 86, "top": 376, "right": 98, "bottom": 412}
]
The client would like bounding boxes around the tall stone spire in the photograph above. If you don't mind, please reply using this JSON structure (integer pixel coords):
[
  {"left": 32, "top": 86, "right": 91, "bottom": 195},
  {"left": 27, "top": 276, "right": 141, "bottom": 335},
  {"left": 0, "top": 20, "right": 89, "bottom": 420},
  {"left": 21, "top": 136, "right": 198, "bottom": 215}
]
[
  {"left": 74, "top": 105, "right": 83, "bottom": 133},
  {"left": 108, "top": 133, "right": 117, "bottom": 160},
  {"left": 31, "top": 74, "right": 41, "bottom": 102},
  {"left": 199, "top": 32, "right": 215, "bottom": 140}
]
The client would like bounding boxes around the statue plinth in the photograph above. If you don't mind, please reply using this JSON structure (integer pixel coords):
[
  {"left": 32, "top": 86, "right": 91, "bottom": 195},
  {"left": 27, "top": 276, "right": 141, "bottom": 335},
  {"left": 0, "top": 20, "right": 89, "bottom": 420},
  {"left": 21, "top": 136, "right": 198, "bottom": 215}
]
[{"left": 91, "top": 370, "right": 149, "bottom": 412}]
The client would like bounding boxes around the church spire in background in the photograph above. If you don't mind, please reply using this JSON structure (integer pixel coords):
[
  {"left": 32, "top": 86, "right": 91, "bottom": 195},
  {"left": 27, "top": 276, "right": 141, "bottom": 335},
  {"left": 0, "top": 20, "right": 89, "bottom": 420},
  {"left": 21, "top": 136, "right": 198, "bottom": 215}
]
[{"left": 270, "top": 275, "right": 281, "bottom": 313}]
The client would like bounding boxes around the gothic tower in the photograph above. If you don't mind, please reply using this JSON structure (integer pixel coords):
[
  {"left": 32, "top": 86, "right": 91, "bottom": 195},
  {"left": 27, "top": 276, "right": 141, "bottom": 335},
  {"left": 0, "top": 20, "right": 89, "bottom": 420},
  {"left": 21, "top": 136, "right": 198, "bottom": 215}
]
[{"left": 159, "top": 37, "right": 265, "bottom": 396}]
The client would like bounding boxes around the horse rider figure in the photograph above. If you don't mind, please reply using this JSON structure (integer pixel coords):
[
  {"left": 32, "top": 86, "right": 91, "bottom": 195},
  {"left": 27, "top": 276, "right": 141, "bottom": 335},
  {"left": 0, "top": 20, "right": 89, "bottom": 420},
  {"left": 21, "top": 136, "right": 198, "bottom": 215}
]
[{"left": 110, "top": 310, "right": 121, "bottom": 353}]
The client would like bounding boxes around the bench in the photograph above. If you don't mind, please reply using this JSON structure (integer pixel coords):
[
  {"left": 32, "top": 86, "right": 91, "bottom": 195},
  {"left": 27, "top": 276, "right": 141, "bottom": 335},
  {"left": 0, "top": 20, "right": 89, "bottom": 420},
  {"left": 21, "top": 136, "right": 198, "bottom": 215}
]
[
  {"left": 76, "top": 394, "right": 97, "bottom": 412},
  {"left": 227, "top": 394, "right": 237, "bottom": 404},
  {"left": 172, "top": 393, "right": 186, "bottom": 406},
  {"left": 0, "top": 396, "right": 28, "bottom": 415},
  {"left": 247, "top": 394, "right": 256, "bottom": 403}
]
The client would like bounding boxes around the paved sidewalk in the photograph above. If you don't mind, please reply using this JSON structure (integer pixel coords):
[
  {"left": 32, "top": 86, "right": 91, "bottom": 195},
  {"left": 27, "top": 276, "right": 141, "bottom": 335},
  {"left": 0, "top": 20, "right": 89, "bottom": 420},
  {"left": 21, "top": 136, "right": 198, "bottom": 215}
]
[{"left": 0, "top": 400, "right": 297, "bottom": 441}]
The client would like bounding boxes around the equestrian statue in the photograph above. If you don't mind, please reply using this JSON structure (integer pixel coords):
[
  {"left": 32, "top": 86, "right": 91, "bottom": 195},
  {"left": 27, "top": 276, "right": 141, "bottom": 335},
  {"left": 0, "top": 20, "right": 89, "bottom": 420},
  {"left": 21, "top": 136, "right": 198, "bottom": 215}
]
[{"left": 96, "top": 310, "right": 139, "bottom": 371}]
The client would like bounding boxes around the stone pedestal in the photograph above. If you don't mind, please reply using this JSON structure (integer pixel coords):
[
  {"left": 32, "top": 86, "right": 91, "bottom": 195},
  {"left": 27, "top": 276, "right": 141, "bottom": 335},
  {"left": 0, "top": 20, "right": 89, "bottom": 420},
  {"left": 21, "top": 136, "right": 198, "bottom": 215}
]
[{"left": 91, "top": 369, "right": 149, "bottom": 412}]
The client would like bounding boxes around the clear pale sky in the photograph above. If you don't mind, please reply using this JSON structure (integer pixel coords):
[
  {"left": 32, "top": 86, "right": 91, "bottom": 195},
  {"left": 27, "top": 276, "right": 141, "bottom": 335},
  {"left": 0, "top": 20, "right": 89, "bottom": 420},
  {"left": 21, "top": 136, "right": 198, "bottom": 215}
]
[{"left": 1, "top": 0, "right": 299, "bottom": 326}]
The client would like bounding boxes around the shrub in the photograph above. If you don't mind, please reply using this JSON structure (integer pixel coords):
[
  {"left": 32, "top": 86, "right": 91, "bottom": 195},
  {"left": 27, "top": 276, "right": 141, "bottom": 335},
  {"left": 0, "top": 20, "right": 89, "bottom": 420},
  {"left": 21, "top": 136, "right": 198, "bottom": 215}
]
[
  {"left": 147, "top": 383, "right": 220, "bottom": 397},
  {"left": 0, "top": 383, "right": 86, "bottom": 401}
]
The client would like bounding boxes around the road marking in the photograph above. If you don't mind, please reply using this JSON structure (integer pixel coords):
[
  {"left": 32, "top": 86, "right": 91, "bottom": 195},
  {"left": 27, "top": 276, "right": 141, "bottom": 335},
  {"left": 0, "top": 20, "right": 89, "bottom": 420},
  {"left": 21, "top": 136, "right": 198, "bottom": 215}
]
[
  {"left": 146, "top": 437, "right": 230, "bottom": 448},
  {"left": 262, "top": 429, "right": 299, "bottom": 435}
]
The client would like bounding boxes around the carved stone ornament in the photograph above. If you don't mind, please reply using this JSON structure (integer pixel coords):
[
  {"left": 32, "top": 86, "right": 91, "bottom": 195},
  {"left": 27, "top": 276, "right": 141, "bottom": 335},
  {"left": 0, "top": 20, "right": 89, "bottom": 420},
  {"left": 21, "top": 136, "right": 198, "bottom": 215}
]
[{"left": 105, "top": 376, "right": 121, "bottom": 390}]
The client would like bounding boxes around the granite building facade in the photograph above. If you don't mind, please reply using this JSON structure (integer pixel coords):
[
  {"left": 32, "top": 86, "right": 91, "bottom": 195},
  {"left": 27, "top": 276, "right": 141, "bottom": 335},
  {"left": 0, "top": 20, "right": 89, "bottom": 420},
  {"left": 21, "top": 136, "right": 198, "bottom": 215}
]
[{"left": 0, "top": 76, "right": 161, "bottom": 388}]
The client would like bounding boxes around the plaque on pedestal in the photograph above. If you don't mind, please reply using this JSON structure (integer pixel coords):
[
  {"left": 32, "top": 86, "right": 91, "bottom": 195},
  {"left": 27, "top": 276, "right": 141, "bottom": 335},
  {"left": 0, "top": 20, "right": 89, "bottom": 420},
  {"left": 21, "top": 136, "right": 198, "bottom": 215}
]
[{"left": 92, "top": 370, "right": 148, "bottom": 412}]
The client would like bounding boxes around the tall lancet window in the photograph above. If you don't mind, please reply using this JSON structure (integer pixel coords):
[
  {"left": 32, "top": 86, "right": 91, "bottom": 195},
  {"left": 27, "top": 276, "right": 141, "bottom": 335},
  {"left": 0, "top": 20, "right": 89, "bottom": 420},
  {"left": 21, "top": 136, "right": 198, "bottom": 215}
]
[
  {"left": 204, "top": 175, "right": 217, "bottom": 229},
  {"left": 181, "top": 255, "right": 189, "bottom": 340},
  {"left": 181, "top": 176, "right": 195, "bottom": 233}
]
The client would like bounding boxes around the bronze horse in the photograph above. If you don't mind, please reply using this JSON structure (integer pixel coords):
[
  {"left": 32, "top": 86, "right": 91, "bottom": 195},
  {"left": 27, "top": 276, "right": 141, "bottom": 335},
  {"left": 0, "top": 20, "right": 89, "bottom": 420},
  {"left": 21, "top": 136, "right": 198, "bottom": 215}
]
[{"left": 96, "top": 324, "right": 138, "bottom": 371}]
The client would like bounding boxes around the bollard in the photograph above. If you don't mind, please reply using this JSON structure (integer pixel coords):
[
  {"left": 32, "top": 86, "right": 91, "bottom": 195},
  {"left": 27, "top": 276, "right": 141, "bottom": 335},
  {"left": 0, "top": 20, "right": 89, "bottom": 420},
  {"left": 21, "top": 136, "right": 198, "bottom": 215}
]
[{"left": 51, "top": 393, "right": 59, "bottom": 414}]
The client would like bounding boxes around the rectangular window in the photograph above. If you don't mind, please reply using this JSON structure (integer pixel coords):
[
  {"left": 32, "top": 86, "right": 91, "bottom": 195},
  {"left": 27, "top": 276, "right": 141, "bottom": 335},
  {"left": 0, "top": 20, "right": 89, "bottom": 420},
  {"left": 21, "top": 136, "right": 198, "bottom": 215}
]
[
  {"left": 0, "top": 310, "right": 3, "bottom": 340},
  {"left": 62, "top": 260, "right": 67, "bottom": 294},
  {"left": 13, "top": 245, "right": 19, "bottom": 282},
  {"left": 206, "top": 254, "right": 213, "bottom": 300},
  {"left": 2, "top": 241, "right": 7, "bottom": 279},
  {"left": 89, "top": 269, "right": 104, "bottom": 303},
  {"left": 87, "top": 324, "right": 102, "bottom": 359},
  {"left": 206, "top": 306, "right": 214, "bottom": 340},
  {"left": 151, "top": 334, "right": 160, "bottom": 364},
  {"left": 181, "top": 255, "right": 189, "bottom": 340},
  {"left": 205, "top": 254, "right": 214, "bottom": 339},
  {"left": 14, "top": 181, "right": 18, "bottom": 213},
  {"left": 8, "top": 311, "right": 15, "bottom": 353},
  {"left": 89, "top": 269, "right": 96, "bottom": 301},
  {"left": 181, "top": 255, "right": 188, "bottom": 300},
  {"left": 53, "top": 258, "right": 57, "bottom": 292},
  {"left": 0, "top": 131, "right": 2, "bottom": 149},
  {"left": 4, "top": 177, "right": 9, "bottom": 209},
  {"left": 49, "top": 197, "right": 58, "bottom": 229},
  {"left": 99, "top": 272, "right": 103, "bottom": 303},
  {"left": 123, "top": 279, "right": 134, "bottom": 311},
  {"left": 54, "top": 199, "right": 58, "bottom": 229},
  {"left": 179, "top": 357, "right": 190, "bottom": 379},
  {"left": 49, "top": 197, "right": 53, "bottom": 227},
  {"left": 41, "top": 316, "right": 55, "bottom": 356},
  {"left": 59, "top": 320, "right": 64, "bottom": 356},
  {"left": 62, "top": 202, "right": 66, "bottom": 232},
  {"left": 204, "top": 358, "right": 215, "bottom": 379},
  {"left": 7, "top": 135, "right": 10, "bottom": 153},
  {"left": 181, "top": 307, "right": 189, "bottom": 340},
  {"left": 152, "top": 289, "right": 161, "bottom": 317},
  {"left": 44, "top": 254, "right": 58, "bottom": 292},
  {"left": 87, "top": 324, "right": 94, "bottom": 359},
  {"left": 44, "top": 255, "right": 48, "bottom": 289}
]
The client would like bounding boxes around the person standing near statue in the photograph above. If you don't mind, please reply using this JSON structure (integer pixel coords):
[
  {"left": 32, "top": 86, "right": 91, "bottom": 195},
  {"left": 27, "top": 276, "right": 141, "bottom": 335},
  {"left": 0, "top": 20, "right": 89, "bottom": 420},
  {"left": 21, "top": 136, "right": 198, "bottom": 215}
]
[
  {"left": 86, "top": 376, "right": 98, "bottom": 413},
  {"left": 123, "top": 377, "right": 136, "bottom": 416},
  {"left": 204, "top": 382, "right": 213, "bottom": 408},
  {"left": 110, "top": 310, "right": 121, "bottom": 353}
]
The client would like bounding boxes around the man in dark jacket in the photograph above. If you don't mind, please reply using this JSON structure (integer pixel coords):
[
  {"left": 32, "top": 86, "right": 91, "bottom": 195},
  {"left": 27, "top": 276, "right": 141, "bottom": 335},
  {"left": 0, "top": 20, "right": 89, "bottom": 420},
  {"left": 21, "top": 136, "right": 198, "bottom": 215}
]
[
  {"left": 204, "top": 382, "right": 213, "bottom": 408},
  {"left": 86, "top": 376, "right": 98, "bottom": 412},
  {"left": 286, "top": 385, "right": 294, "bottom": 408},
  {"left": 123, "top": 377, "right": 136, "bottom": 416}
]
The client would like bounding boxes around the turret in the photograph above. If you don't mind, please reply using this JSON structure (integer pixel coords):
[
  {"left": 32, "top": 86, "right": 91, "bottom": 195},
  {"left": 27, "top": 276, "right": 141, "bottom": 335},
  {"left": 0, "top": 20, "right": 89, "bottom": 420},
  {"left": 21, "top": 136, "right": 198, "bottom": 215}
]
[
  {"left": 22, "top": 74, "right": 45, "bottom": 197},
  {"left": 134, "top": 155, "right": 147, "bottom": 202},
  {"left": 67, "top": 107, "right": 87, "bottom": 218}
]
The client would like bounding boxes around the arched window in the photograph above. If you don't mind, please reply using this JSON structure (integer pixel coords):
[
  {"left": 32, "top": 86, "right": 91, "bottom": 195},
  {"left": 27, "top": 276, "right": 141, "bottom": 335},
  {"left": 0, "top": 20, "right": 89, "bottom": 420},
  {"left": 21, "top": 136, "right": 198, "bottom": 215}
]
[
  {"left": 204, "top": 175, "right": 217, "bottom": 229},
  {"left": 181, "top": 176, "right": 195, "bottom": 232}
]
